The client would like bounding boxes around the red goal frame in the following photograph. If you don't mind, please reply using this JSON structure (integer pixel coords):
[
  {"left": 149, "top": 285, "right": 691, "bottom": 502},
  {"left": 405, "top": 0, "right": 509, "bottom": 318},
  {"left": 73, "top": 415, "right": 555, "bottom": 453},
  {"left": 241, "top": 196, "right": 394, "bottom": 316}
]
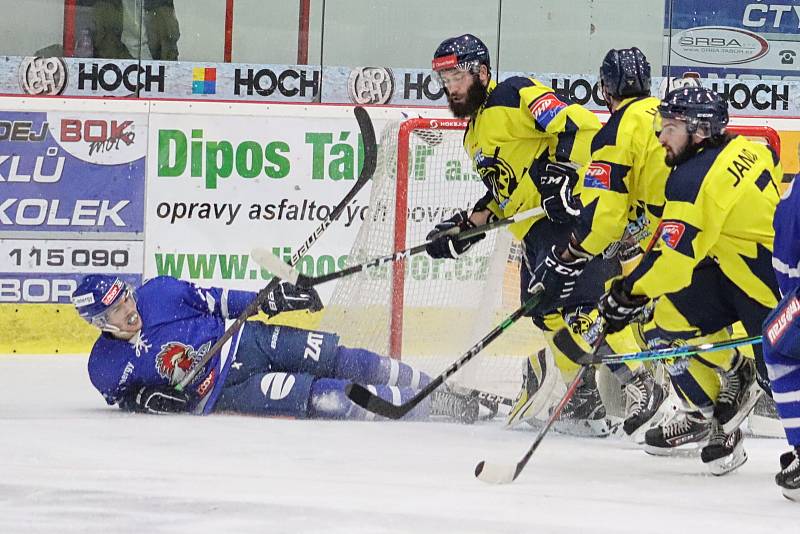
[{"left": 388, "top": 118, "right": 781, "bottom": 358}]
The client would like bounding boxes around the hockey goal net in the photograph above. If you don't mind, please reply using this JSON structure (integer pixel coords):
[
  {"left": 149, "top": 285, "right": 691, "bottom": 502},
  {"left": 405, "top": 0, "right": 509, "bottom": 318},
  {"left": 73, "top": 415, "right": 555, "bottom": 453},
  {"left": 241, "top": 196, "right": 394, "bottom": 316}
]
[{"left": 319, "top": 118, "right": 782, "bottom": 401}]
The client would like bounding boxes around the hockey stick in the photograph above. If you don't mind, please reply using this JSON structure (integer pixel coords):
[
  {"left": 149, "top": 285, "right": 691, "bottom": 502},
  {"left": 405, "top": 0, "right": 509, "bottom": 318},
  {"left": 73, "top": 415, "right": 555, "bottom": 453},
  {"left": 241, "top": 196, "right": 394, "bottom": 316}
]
[
  {"left": 573, "top": 334, "right": 762, "bottom": 366},
  {"left": 475, "top": 365, "right": 589, "bottom": 484},
  {"left": 475, "top": 318, "right": 609, "bottom": 484},
  {"left": 176, "top": 106, "right": 377, "bottom": 392},
  {"left": 251, "top": 207, "right": 546, "bottom": 289},
  {"left": 342, "top": 292, "right": 543, "bottom": 419}
]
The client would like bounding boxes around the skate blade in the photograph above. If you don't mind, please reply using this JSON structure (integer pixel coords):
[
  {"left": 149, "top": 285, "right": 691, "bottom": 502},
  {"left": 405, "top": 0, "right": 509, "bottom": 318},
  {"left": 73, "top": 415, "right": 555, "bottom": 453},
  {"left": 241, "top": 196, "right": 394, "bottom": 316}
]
[
  {"left": 643, "top": 444, "right": 703, "bottom": 457},
  {"left": 706, "top": 445, "right": 748, "bottom": 476},
  {"left": 781, "top": 486, "right": 800, "bottom": 502}
]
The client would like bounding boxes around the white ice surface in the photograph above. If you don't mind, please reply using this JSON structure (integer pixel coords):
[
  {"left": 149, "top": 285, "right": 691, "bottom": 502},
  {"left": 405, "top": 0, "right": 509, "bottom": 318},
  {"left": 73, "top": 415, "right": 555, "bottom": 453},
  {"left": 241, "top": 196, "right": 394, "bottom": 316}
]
[{"left": 1, "top": 355, "right": 797, "bottom": 534}]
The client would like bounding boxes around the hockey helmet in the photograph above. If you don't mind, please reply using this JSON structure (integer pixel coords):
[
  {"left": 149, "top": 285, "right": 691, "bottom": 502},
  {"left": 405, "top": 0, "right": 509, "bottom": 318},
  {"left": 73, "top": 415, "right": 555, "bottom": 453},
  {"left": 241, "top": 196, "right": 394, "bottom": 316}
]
[
  {"left": 599, "top": 47, "right": 651, "bottom": 98},
  {"left": 656, "top": 74, "right": 702, "bottom": 99},
  {"left": 432, "top": 34, "right": 490, "bottom": 78},
  {"left": 72, "top": 274, "right": 135, "bottom": 331},
  {"left": 657, "top": 86, "right": 728, "bottom": 138}
]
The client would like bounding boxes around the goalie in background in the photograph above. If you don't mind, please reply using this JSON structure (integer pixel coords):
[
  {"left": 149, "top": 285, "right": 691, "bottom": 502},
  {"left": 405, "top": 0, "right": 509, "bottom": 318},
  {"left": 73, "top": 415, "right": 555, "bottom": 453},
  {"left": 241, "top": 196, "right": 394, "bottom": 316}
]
[
  {"left": 72, "top": 274, "right": 480, "bottom": 423},
  {"left": 595, "top": 87, "right": 782, "bottom": 475},
  {"left": 426, "top": 34, "right": 639, "bottom": 438},
  {"left": 763, "top": 151, "right": 800, "bottom": 501}
]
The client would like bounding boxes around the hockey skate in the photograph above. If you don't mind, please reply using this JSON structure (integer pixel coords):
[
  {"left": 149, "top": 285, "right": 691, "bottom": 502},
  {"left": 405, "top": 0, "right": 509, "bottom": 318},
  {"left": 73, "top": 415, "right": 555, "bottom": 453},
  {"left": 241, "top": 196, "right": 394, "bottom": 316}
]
[
  {"left": 505, "top": 348, "right": 559, "bottom": 428},
  {"left": 430, "top": 388, "right": 479, "bottom": 424},
  {"left": 715, "top": 355, "right": 762, "bottom": 434},
  {"left": 644, "top": 410, "right": 711, "bottom": 456},
  {"left": 622, "top": 371, "right": 667, "bottom": 442},
  {"left": 552, "top": 368, "right": 611, "bottom": 438},
  {"left": 776, "top": 448, "right": 800, "bottom": 502},
  {"left": 700, "top": 419, "right": 747, "bottom": 475}
]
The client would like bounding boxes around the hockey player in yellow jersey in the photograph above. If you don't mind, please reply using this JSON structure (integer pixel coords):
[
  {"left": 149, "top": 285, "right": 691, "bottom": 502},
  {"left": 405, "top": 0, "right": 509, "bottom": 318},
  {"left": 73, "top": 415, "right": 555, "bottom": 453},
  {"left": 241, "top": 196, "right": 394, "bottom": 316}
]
[
  {"left": 596, "top": 86, "right": 783, "bottom": 474},
  {"left": 527, "top": 48, "right": 670, "bottom": 441},
  {"left": 426, "top": 33, "right": 624, "bottom": 437}
]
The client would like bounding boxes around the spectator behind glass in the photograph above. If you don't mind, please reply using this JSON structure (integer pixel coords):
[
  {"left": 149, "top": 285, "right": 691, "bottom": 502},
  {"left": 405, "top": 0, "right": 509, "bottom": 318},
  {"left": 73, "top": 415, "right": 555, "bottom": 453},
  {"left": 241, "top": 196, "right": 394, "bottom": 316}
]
[{"left": 93, "top": 0, "right": 180, "bottom": 60}]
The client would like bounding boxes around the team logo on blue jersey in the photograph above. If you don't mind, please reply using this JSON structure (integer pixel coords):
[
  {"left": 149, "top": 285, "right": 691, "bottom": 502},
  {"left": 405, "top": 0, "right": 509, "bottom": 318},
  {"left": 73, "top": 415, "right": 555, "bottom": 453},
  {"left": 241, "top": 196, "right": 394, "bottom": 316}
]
[
  {"left": 475, "top": 148, "right": 517, "bottom": 202},
  {"left": 528, "top": 93, "right": 567, "bottom": 129},
  {"left": 584, "top": 162, "right": 611, "bottom": 190},
  {"left": 658, "top": 221, "right": 686, "bottom": 250},
  {"left": 155, "top": 341, "right": 209, "bottom": 385}
]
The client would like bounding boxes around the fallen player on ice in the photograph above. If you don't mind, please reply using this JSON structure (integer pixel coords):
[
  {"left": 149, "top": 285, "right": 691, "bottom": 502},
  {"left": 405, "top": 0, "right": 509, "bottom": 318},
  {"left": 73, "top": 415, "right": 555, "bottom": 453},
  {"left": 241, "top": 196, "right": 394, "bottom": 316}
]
[{"left": 71, "top": 274, "right": 484, "bottom": 423}]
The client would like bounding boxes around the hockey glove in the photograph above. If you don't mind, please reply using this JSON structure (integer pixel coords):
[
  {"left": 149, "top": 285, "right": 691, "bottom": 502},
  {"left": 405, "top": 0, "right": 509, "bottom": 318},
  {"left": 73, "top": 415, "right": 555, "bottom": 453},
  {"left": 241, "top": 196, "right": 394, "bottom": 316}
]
[
  {"left": 125, "top": 385, "right": 191, "bottom": 415},
  {"left": 425, "top": 210, "right": 485, "bottom": 259},
  {"left": 262, "top": 279, "right": 323, "bottom": 317},
  {"left": 597, "top": 278, "right": 651, "bottom": 334},
  {"left": 532, "top": 161, "right": 581, "bottom": 224},
  {"left": 528, "top": 246, "right": 588, "bottom": 309}
]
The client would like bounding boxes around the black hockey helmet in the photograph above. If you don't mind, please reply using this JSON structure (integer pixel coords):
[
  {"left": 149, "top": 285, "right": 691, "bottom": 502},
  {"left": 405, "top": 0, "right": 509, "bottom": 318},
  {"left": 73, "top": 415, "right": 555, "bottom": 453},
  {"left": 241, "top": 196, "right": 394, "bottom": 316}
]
[
  {"left": 599, "top": 47, "right": 651, "bottom": 98},
  {"left": 658, "top": 86, "right": 728, "bottom": 138},
  {"left": 432, "top": 34, "right": 490, "bottom": 75}
]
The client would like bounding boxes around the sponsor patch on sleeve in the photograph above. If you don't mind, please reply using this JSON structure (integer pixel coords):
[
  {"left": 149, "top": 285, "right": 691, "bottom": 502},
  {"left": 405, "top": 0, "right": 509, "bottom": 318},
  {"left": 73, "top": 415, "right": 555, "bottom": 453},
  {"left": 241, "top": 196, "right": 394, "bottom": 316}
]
[
  {"left": 658, "top": 221, "right": 686, "bottom": 250},
  {"left": 766, "top": 296, "right": 800, "bottom": 346},
  {"left": 584, "top": 162, "right": 611, "bottom": 190},
  {"left": 528, "top": 93, "right": 567, "bottom": 129}
]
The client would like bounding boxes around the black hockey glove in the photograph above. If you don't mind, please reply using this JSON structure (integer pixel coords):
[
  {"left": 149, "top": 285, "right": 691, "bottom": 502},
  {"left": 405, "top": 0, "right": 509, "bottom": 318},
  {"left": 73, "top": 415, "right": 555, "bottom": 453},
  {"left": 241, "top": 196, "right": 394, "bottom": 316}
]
[
  {"left": 124, "top": 385, "right": 191, "bottom": 415},
  {"left": 597, "top": 278, "right": 651, "bottom": 334},
  {"left": 531, "top": 161, "right": 581, "bottom": 224},
  {"left": 528, "top": 246, "right": 588, "bottom": 309},
  {"left": 262, "top": 279, "right": 323, "bottom": 317},
  {"left": 425, "top": 210, "right": 485, "bottom": 260}
]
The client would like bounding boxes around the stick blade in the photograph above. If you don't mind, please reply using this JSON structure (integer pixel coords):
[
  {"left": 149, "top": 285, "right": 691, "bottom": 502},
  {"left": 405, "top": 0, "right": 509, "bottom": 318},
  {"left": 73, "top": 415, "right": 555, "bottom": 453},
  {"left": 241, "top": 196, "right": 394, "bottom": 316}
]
[
  {"left": 251, "top": 248, "right": 300, "bottom": 285},
  {"left": 474, "top": 460, "right": 518, "bottom": 485},
  {"left": 345, "top": 383, "right": 409, "bottom": 420}
]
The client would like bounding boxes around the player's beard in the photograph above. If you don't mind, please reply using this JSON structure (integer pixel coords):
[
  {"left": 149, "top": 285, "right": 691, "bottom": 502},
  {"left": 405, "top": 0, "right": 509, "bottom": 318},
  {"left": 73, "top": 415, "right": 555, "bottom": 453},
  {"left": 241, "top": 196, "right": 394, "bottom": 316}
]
[
  {"left": 664, "top": 141, "right": 700, "bottom": 167},
  {"left": 447, "top": 76, "right": 487, "bottom": 118}
]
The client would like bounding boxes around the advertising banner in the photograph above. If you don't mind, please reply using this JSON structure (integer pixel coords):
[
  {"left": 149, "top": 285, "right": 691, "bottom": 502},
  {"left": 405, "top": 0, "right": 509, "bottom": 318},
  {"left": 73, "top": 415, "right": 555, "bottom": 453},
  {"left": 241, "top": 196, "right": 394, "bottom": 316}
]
[
  {"left": 144, "top": 104, "right": 485, "bottom": 302},
  {"left": 665, "top": 0, "right": 800, "bottom": 80},
  {"left": 3, "top": 55, "right": 799, "bottom": 115},
  {"left": 0, "top": 108, "right": 146, "bottom": 303}
]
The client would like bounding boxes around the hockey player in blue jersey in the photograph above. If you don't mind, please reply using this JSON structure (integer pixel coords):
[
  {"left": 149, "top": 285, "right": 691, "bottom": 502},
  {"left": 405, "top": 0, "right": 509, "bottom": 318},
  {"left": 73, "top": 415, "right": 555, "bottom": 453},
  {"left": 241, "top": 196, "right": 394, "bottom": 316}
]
[
  {"left": 72, "top": 274, "right": 480, "bottom": 423},
  {"left": 763, "top": 172, "right": 800, "bottom": 501}
]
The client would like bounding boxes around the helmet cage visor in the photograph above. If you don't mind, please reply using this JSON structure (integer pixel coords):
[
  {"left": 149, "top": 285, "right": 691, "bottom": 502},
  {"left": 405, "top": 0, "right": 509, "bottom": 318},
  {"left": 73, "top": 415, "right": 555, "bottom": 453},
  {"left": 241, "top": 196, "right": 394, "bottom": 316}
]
[
  {"left": 655, "top": 108, "right": 716, "bottom": 139},
  {"left": 431, "top": 55, "right": 482, "bottom": 88}
]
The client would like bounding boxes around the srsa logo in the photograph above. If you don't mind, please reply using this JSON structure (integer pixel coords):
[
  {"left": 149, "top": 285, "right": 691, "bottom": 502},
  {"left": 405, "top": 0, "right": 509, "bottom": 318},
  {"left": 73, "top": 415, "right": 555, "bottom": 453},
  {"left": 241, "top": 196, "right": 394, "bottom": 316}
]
[
  {"left": 672, "top": 26, "right": 769, "bottom": 66},
  {"left": 584, "top": 162, "right": 611, "bottom": 190}
]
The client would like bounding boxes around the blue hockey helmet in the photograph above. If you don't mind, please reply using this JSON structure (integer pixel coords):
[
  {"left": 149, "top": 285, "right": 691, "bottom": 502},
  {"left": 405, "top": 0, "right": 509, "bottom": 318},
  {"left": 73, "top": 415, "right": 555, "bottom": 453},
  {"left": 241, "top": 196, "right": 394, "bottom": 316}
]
[
  {"left": 432, "top": 34, "right": 490, "bottom": 75},
  {"left": 72, "top": 274, "right": 135, "bottom": 331},
  {"left": 658, "top": 86, "right": 728, "bottom": 138},
  {"left": 599, "top": 47, "right": 651, "bottom": 98}
]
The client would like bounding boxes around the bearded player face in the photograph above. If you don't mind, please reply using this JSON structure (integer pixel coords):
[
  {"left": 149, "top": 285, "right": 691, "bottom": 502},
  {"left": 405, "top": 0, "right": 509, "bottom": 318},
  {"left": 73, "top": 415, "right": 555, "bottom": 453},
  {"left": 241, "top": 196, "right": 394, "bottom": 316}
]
[{"left": 440, "top": 69, "right": 488, "bottom": 118}]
